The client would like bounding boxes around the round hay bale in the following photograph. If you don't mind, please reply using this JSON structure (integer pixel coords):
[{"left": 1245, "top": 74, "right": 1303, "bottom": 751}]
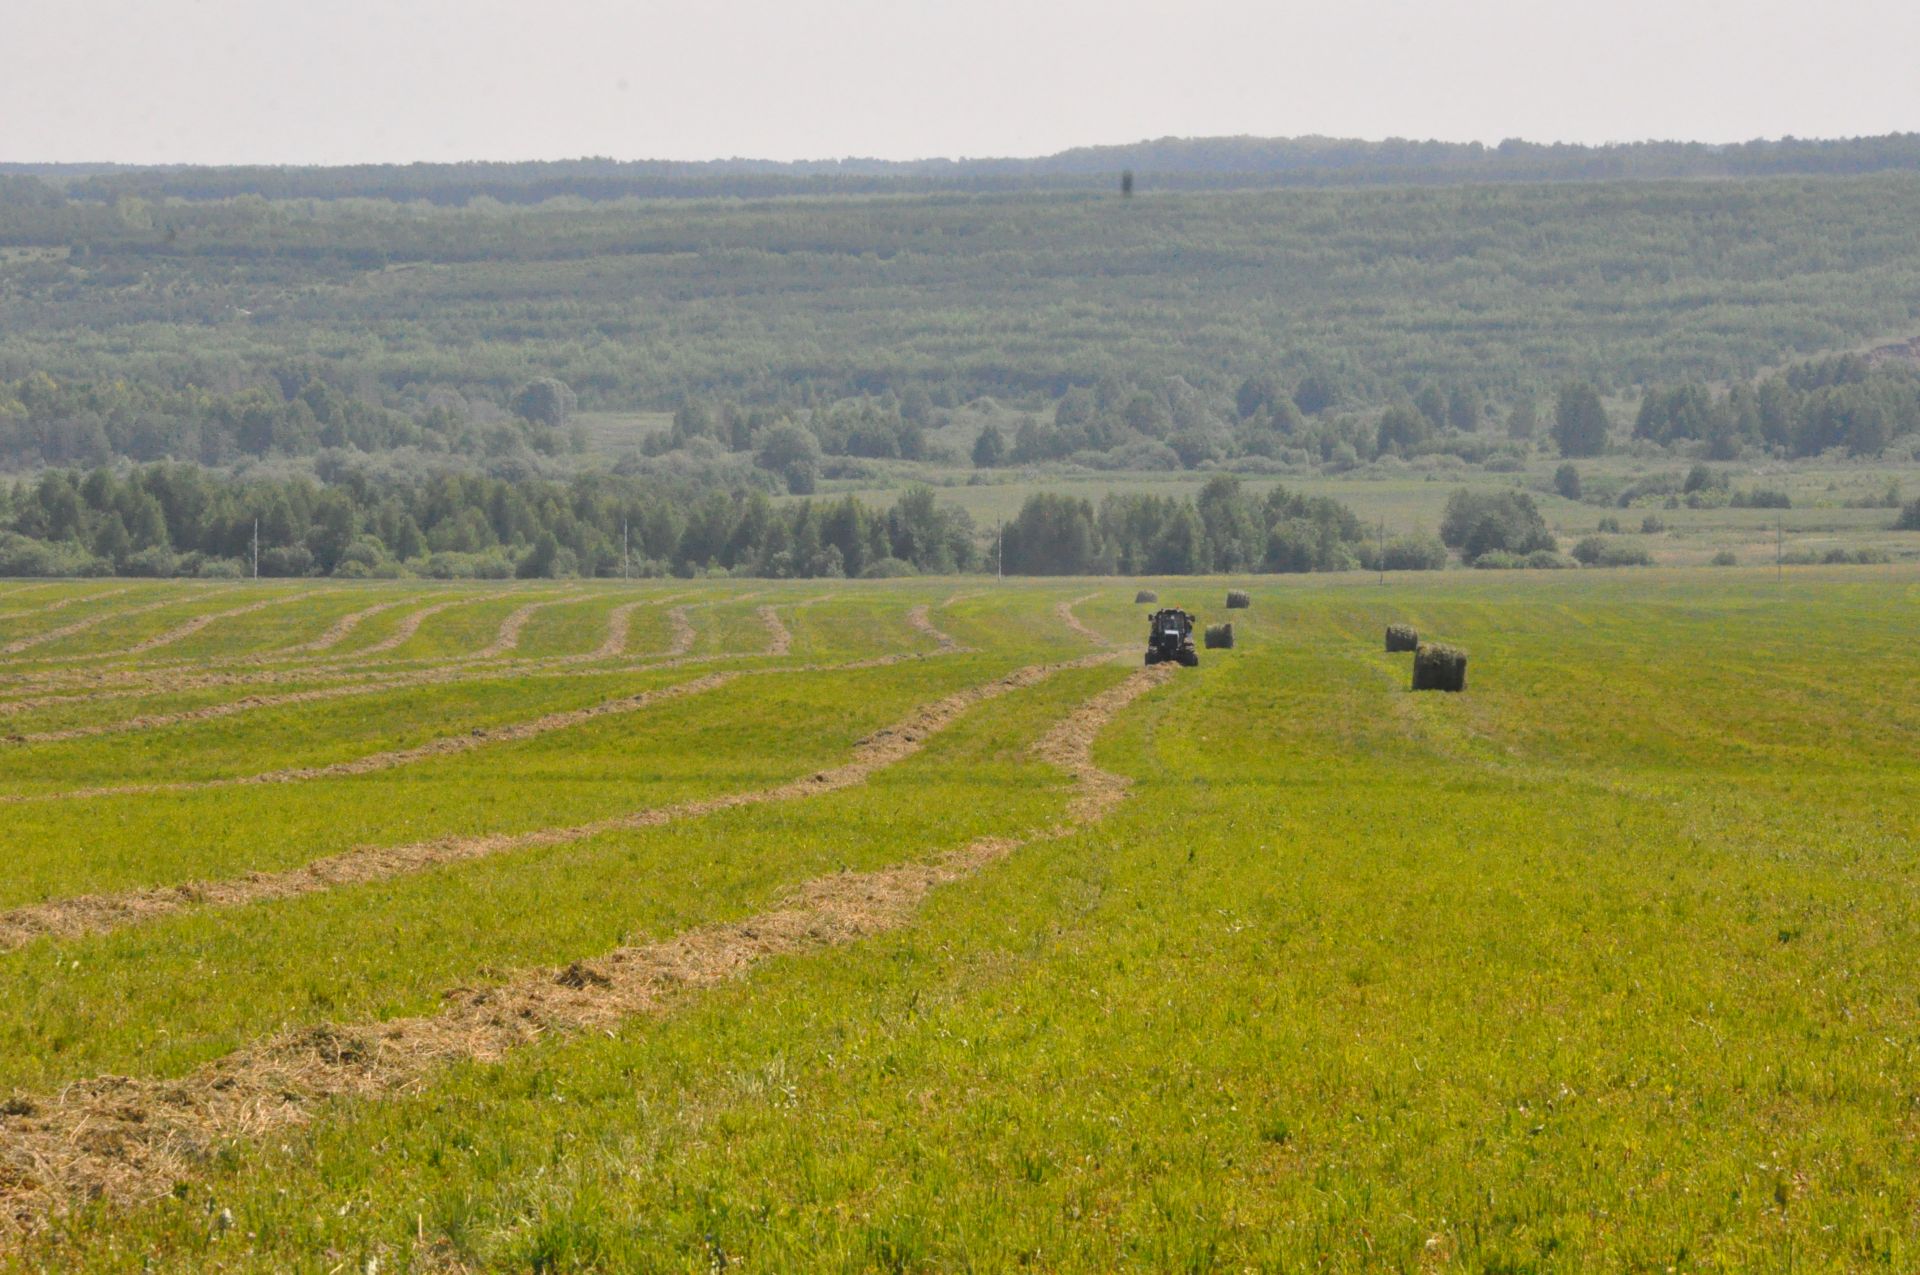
[
  {"left": 1225, "top": 590, "right": 1251, "bottom": 609},
  {"left": 1203, "top": 622, "right": 1234, "bottom": 649},
  {"left": 1411, "top": 642, "right": 1468, "bottom": 693},
  {"left": 1134, "top": 590, "right": 1158, "bottom": 604},
  {"left": 1385, "top": 623, "right": 1418, "bottom": 653}
]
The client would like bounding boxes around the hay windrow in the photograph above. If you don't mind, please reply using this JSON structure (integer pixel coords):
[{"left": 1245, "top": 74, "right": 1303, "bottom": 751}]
[
  {"left": 758, "top": 605, "right": 793, "bottom": 655},
  {"left": 0, "top": 671, "right": 743, "bottom": 809},
  {"left": 269, "top": 600, "right": 410, "bottom": 656},
  {"left": 471, "top": 593, "right": 594, "bottom": 659},
  {"left": 1056, "top": 594, "right": 1111, "bottom": 647},
  {"left": 0, "top": 587, "right": 133, "bottom": 623},
  {"left": 665, "top": 605, "right": 696, "bottom": 655},
  {"left": 0, "top": 654, "right": 1105, "bottom": 955},
  {"left": 906, "top": 605, "right": 963, "bottom": 652},
  {"left": 0, "top": 601, "right": 710, "bottom": 744},
  {"left": 0, "top": 658, "right": 1166, "bottom": 1230},
  {"left": 0, "top": 596, "right": 202, "bottom": 658}
]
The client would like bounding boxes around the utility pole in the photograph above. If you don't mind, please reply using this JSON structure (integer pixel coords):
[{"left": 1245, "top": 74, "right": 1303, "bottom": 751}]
[
  {"left": 1776, "top": 518, "right": 1783, "bottom": 581},
  {"left": 252, "top": 518, "right": 259, "bottom": 580},
  {"left": 996, "top": 520, "right": 1003, "bottom": 585},
  {"left": 622, "top": 518, "right": 630, "bottom": 582},
  {"left": 1378, "top": 517, "right": 1386, "bottom": 585}
]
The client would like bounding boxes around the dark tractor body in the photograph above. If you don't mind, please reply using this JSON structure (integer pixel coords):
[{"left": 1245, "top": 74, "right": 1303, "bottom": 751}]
[{"left": 1145, "top": 608, "right": 1200, "bottom": 667}]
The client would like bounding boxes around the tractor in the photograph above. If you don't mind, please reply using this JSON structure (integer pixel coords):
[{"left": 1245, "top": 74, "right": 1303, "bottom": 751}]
[{"left": 1144, "top": 608, "right": 1199, "bottom": 667}]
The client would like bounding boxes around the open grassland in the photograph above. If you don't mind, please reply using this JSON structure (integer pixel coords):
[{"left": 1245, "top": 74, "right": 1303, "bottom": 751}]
[
  {"left": 1, "top": 570, "right": 1917, "bottom": 1270},
  {"left": 830, "top": 456, "right": 1920, "bottom": 568}
]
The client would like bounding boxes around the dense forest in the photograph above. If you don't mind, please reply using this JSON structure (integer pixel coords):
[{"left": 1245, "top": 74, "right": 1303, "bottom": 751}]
[{"left": 4, "top": 172, "right": 1920, "bottom": 420}]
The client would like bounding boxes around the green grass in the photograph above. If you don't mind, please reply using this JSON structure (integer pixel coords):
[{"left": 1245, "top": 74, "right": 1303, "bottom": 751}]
[{"left": 3, "top": 572, "right": 1919, "bottom": 1270}]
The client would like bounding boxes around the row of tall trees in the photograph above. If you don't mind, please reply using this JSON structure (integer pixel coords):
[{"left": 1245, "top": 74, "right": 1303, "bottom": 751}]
[
  {"left": 0, "top": 466, "right": 977, "bottom": 579},
  {"left": 997, "top": 476, "right": 1439, "bottom": 575},
  {"left": 1633, "top": 356, "right": 1920, "bottom": 458},
  {"left": 0, "top": 373, "right": 577, "bottom": 468}
]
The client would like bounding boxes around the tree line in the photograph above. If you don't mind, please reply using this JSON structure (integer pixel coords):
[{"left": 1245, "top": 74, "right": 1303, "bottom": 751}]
[{"left": 0, "top": 466, "right": 978, "bottom": 580}]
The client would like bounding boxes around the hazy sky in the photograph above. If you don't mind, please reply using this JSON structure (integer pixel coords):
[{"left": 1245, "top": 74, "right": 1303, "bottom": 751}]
[{"left": 6, "top": 0, "right": 1919, "bottom": 164}]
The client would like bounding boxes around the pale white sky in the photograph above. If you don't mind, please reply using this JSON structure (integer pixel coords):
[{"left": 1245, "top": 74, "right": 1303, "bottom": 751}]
[{"left": 5, "top": 0, "right": 1918, "bottom": 164}]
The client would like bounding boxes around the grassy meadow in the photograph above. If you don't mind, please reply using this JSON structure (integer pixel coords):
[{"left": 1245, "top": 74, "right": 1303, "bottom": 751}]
[{"left": 0, "top": 569, "right": 1916, "bottom": 1270}]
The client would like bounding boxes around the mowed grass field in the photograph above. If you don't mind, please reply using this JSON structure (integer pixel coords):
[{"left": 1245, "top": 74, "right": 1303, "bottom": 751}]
[{"left": 0, "top": 569, "right": 1917, "bottom": 1271}]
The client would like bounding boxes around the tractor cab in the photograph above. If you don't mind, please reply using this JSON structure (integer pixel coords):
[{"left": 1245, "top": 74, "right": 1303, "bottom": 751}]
[{"left": 1144, "top": 608, "right": 1199, "bottom": 667}]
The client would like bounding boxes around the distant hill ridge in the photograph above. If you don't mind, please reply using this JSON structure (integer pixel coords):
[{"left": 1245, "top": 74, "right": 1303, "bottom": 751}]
[{"left": 6, "top": 132, "right": 1920, "bottom": 203}]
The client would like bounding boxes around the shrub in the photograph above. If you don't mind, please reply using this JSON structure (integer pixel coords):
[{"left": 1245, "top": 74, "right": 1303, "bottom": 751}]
[
  {"left": 1574, "top": 536, "right": 1653, "bottom": 567},
  {"left": 1896, "top": 498, "right": 1920, "bottom": 530},
  {"left": 1822, "top": 547, "right": 1891, "bottom": 565},
  {"left": 1412, "top": 642, "right": 1468, "bottom": 692},
  {"left": 1471, "top": 550, "right": 1526, "bottom": 569},
  {"left": 859, "top": 557, "right": 916, "bottom": 578},
  {"left": 1641, "top": 514, "right": 1667, "bottom": 534},
  {"left": 1732, "top": 487, "right": 1792, "bottom": 509},
  {"left": 1359, "top": 534, "right": 1448, "bottom": 572},
  {"left": 1596, "top": 516, "right": 1621, "bottom": 533},
  {"left": 1554, "top": 462, "right": 1582, "bottom": 500},
  {"left": 1526, "top": 549, "right": 1578, "bottom": 569},
  {"left": 1439, "top": 489, "right": 1557, "bottom": 560},
  {"left": 1710, "top": 549, "right": 1738, "bottom": 566}
]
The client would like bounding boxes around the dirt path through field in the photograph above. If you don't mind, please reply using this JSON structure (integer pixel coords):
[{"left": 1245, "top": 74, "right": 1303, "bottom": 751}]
[{"left": 0, "top": 657, "right": 1164, "bottom": 1228}]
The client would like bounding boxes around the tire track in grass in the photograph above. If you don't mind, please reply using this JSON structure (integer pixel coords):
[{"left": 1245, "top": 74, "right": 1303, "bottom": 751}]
[
  {"left": 0, "top": 656, "right": 1166, "bottom": 1227},
  {"left": 0, "top": 653, "right": 1108, "bottom": 955}
]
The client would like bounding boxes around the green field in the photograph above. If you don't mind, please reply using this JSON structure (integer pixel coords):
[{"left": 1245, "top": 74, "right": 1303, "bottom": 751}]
[
  {"left": 1, "top": 571, "right": 1917, "bottom": 1270},
  {"left": 823, "top": 454, "right": 1920, "bottom": 568}
]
